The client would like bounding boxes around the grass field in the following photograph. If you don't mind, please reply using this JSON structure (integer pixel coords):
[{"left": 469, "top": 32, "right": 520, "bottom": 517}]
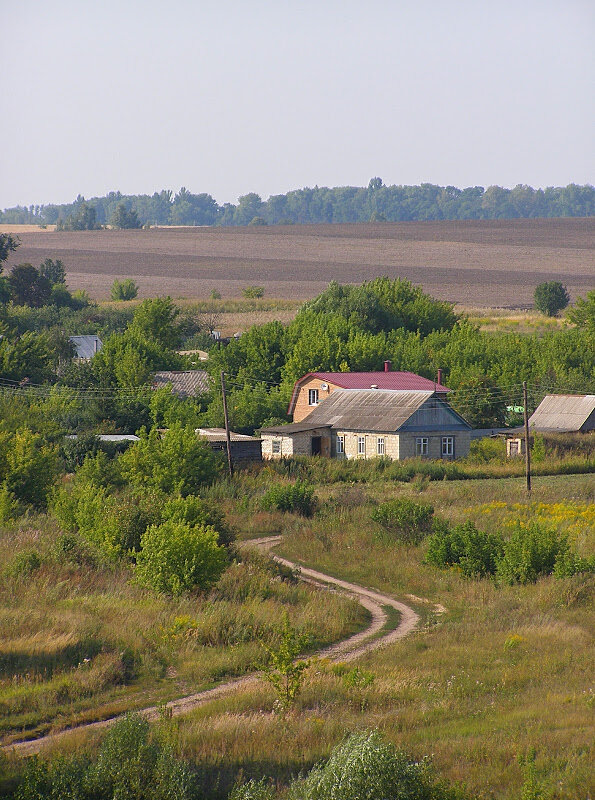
[
  {"left": 6, "top": 218, "right": 594, "bottom": 307},
  {"left": 4, "top": 472, "right": 592, "bottom": 799}
]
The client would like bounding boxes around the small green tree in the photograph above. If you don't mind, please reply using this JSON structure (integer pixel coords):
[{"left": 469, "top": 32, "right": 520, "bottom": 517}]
[
  {"left": 135, "top": 520, "right": 227, "bottom": 595},
  {"left": 242, "top": 285, "right": 265, "bottom": 298},
  {"left": 119, "top": 426, "right": 219, "bottom": 496},
  {"left": 39, "top": 258, "right": 66, "bottom": 284},
  {"left": 111, "top": 278, "right": 139, "bottom": 301},
  {"left": 110, "top": 202, "right": 142, "bottom": 229},
  {"left": 533, "top": 281, "right": 570, "bottom": 316},
  {"left": 263, "top": 613, "right": 310, "bottom": 713},
  {"left": 8, "top": 264, "right": 52, "bottom": 306},
  {"left": 566, "top": 290, "right": 595, "bottom": 332}
]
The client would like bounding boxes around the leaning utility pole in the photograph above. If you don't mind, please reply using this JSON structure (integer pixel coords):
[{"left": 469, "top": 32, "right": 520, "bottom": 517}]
[
  {"left": 220, "top": 371, "right": 234, "bottom": 478},
  {"left": 523, "top": 381, "right": 531, "bottom": 493}
]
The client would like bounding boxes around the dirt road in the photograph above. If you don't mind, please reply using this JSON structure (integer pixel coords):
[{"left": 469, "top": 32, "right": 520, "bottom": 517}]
[{"left": 4, "top": 536, "right": 436, "bottom": 757}]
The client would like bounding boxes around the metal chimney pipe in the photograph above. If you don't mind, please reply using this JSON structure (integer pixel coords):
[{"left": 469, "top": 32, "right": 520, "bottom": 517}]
[
  {"left": 437, "top": 368, "right": 443, "bottom": 385},
  {"left": 384, "top": 360, "right": 391, "bottom": 372}
]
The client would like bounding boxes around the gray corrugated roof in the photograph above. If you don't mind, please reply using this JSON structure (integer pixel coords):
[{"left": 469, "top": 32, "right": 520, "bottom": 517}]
[
  {"left": 264, "top": 389, "right": 465, "bottom": 435},
  {"left": 152, "top": 370, "right": 210, "bottom": 397},
  {"left": 529, "top": 395, "right": 595, "bottom": 432},
  {"left": 69, "top": 335, "right": 102, "bottom": 359}
]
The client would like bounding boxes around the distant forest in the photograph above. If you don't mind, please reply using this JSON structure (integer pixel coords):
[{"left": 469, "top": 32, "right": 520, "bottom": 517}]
[{"left": 1, "top": 180, "right": 593, "bottom": 227}]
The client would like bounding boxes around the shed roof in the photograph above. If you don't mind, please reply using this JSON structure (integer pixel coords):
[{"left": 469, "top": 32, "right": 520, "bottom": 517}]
[
  {"left": 152, "top": 370, "right": 210, "bottom": 397},
  {"left": 264, "top": 389, "right": 468, "bottom": 435},
  {"left": 69, "top": 335, "right": 102, "bottom": 359},
  {"left": 529, "top": 395, "right": 595, "bottom": 432},
  {"left": 196, "top": 428, "right": 260, "bottom": 442},
  {"left": 288, "top": 370, "right": 449, "bottom": 415}
]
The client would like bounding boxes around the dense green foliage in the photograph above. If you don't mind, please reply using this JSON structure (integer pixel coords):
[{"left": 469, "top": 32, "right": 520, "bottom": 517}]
[
  {"left": 14, "top": 713, "right": 196, "bottom": 800},
  {"left": 425, "top": 518, "right": 592, "bottom": 583},
  {"left": 110, "top": 278, "right": 139, "bottom": 301},
  {"left": 287, "top": 729, "right": 459, "bottom": 800},
  {"left": 261, "top": 482, "right": 316, "bottom": 516},
  {"left": 533, "top": 281, "right": 570, "bottom": 316},
  {"left": 566, "top": 290, "right": 595, "bottom": 331},
  {"left": 425, "top": 521, "right": 504, "bottom": 577},
  {"left": 2, "top": 181, "right": 593, "bottom": 226},
  {"left": 135, "top": 519, "right": 227, "bottom": 595},
  {"left": 371, "top": 498, "right": 435, "bottom": 543}
]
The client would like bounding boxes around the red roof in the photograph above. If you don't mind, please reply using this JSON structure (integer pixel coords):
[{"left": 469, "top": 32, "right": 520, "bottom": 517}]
[{"left": 288, "top": 371, "right": 449, "bottom": 415}]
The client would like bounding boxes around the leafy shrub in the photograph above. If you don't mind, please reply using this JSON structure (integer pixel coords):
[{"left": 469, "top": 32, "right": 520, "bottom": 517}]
[
  {"left": 496, "top": 522, "right": 569, "bottom": 584},
  {"left": 110, "top": 278, "right": 139, "bottom": 301},
  {"left": 0, "top": 428, "right": 59, "bottom": 508},
  {"left": 230, "top": 779, "right": 275, "bottom": 800},
  {"left": 288, "top": 729, "right": 449, "bottom": 800},
  {"left": 261, "top": 481, "right": 316, "bottom": 516},
  {"left": 135, "top": 520, "right": 227, "bottom": 595},
  {"left": 371, "top": 498, "right": 435, "bottom": 543},
  {"left": 553, "top": 550, "right": 595, "bottom": 578},
  {"left": 425, "top": 521, "right": 504, "bottom": 578},
  {"left": 6, "top": 549, "right": 42, "bottom": 579},
  {"left": 119, "top": 426, "right": 220, "bottom": 496},
  {"left": 162, "top": 494, "right": 235, "bottom": 547},
  {"left": 0, "top": 483, "right": 19, "bottom": 522},
  {"left": 242, "top": 285, "right": 265, "bottom": 298}
]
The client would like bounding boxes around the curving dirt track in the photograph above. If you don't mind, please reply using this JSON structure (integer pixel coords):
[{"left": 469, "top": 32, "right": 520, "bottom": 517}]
[{"left": 3, "top": 536, "right": 436, "bottom": 757}]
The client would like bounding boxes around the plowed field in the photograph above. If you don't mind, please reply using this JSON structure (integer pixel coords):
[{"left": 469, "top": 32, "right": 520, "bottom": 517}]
[{"left": 7, "top": 218, "right": 594, "bottom": 306}]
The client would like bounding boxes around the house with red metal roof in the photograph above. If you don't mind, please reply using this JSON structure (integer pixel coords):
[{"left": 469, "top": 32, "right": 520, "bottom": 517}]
[{"left": 288, "top": 361, "right": 449, "bottom": 422}]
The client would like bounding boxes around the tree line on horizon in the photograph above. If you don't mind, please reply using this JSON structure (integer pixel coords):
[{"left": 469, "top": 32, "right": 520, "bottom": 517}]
[{"left": 1, "top": 180, "right": 593, "bottom": 228}]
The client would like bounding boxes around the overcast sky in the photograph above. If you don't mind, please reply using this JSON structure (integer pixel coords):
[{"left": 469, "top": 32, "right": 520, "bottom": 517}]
[{"left": 1, "top": 0, "right": 593, "bottom": 208}]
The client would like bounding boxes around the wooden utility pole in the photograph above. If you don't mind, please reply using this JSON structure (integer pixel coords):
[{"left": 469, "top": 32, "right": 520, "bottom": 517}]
[
  {"left": 220, "top": 371, "right": 234, "bottom": 478},
  {"left": 523, "top": 381, "right": 531, "bottom": 493}
]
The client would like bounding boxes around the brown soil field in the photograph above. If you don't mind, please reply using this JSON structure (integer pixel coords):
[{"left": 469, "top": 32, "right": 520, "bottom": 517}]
[{"left": 7, "top": 219, "right": 594, "bottom": 306}]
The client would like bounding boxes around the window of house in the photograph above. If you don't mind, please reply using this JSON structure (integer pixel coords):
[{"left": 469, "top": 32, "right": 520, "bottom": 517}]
[
  {"left": 272, "top": 439, "right": 281, "bottom": 454},
  {"left": 308, "top": 388, "right": 319, "bottom": 406},
  {"left": 336, "top": 435, "right": 344, "bottom": 454},
  {"left": 357, "top": 436, "right": 366, "bottom": 455},
  {"left": 415, "top": 437, "right": 428, "bottom": 456},
  {"left": 441, "top": 436, "right": 454, "bottom": 457},
  {"left": 377, "top": 437, "right": 385, "bottom": 455}
]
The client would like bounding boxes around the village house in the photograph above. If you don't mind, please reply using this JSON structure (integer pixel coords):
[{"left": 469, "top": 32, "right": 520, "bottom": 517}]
[
  {"left": 506, "top": 394, "right": 595, "bottom": 456},
  {"left": 261, "top": 388, "right": 471, "bottom": 461},
  {"left": 196, "top": 428, "right": 262, "bottom": 463},
  {"left": 288, "top": 362, "right": 449, "bottom": 423}
]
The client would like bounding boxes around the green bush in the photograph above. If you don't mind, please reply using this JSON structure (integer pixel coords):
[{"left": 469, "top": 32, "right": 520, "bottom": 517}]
[
  {"left": 242, "top": 285, "right": 265, "bottom": 298},
  {"left": 288, "top": 729, "right": 452, "bottom": 800},
  {"left": 135, "top": 520, "right": 227, "bottom": 595},
  {"left": 110, "top": 278, "right": 139, "bottom": 301},
  {"left": 261, "top": 481, "right": 316, "bottom": 516},
  {"left": 230, "top": 779, "right": 275, "bottom": 800},
  {"left": 425, "top": 521, "right": 504, "bottom": 577},
  {"left": 371, "top": 498, "right": 435, "bottom": 543},
  {"left": 496, "top": 522, "right": 569, "bottom": 584},
  {"left": 119, "top": 426, "right": 220, "bottom": 496},
  {"left": 553, "top": 550, "right": 595, "bottom": 578},
  {"left": 162, "top": 494, "right": 235, "bottom": 547},
  {"left": 6, "top": 549, "right": 42, "bottom": 579},
  {"left": 15, "top": 713, "right": 195, "bottom": 800}
]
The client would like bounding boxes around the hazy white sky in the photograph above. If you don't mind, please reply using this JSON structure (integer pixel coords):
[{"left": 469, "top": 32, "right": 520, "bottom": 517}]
[{"left": 1, "top": 0, "right": 593, "bottom": 208}]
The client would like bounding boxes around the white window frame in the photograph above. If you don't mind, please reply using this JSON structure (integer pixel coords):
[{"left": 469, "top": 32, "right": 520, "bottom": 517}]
[
  {"left": 308, "top": 388, "right": 319, "bottom": 406},
  {"left": 357, "top": 436, "right": 366, "bottom": 455},
  {"left": 272, "top": 439, "right": 281, "bottom": 455},
  {"left": 416, "top": 437, "right": 429, "bottom": 456},
  {"left": 336, "top": 435, "right": 344, "bottom": 454},
  {"left": 377, "top": 437, "right": 385, "bottom": 456},
  {"left": 441, "top": 436, "right": 454, "bottom": 457}
]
